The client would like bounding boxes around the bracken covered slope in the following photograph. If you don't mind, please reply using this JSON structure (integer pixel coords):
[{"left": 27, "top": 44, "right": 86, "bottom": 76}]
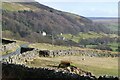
[{"left": 2, "top": 2, "right": 110, "bottom": 41}]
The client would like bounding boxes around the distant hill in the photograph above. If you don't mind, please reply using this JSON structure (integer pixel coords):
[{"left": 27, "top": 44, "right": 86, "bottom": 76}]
[
  {"left": 89, "top": 17, "right": 118, "bottom": 34},
  {"left": 2, "top": 2, "right": 111, "bottom": 42},
  {"left": 88, "top": 17, "right": 117, "bottom": 20}
]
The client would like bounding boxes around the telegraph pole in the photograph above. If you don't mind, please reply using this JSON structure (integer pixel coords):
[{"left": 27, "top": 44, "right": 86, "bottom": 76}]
[{"left": 51, "top": 32, "right": 54, "bottom": 46}]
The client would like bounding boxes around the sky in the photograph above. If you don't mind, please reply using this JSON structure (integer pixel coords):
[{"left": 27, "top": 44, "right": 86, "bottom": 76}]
[{"left": 35, "top": 0, "right": 118, "bottom": 17}]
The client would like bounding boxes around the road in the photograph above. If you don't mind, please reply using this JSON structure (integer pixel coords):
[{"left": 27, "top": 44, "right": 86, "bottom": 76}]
[{"left": 1, "top": 43, "right": 29, "bottom": 59}]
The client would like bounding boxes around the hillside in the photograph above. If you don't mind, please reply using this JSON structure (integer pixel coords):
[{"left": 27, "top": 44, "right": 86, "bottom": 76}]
[
  {"left": 2, "top": 2, "right": 111, "bottom": 43},
  {"left": 89, "top": 17, "right": 118, "bottom": 34}
]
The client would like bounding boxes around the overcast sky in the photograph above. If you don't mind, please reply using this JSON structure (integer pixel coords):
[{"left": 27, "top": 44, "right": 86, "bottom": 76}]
[{"left": 35, "top": 0, "right": 118, "bottom": 17}]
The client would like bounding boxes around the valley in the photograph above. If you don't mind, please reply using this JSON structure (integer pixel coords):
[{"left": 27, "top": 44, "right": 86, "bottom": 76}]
[{"left": 1, "top": 1, "right": 119, "bottom": 80}]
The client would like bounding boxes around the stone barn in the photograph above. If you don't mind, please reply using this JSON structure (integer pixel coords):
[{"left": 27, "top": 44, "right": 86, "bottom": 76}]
[
  {"left": 20, "top": 47, "right": 34, "bottom": 53},
  {"left": 39, "top": 50, "right": 50, "bottom": 57},
  {"left": 2, "top": 39, "right": 16, "bottom": 44}
]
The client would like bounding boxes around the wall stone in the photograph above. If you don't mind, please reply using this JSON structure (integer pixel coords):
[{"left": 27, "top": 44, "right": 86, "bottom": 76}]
[
  {"left": 2, "top": 63, "right": 119, "bottom": 80},
  {"left": 1, "top": 42, "right": 19, "bottom": 52}
]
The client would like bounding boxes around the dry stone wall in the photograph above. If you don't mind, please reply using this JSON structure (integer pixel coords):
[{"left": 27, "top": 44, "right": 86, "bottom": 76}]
[
  {"left": 2, "top": 49, "right": 39, "bottom": 64},
  {"left": 48, "top": 49, "right": 119, "bottom": 57},
  {"left": 0, "top": 42, "right": 19, "bottom": 53},
  {"left": 2, "top": 48, "right": 119, "bottom": 65},
  {"left": 2, "top": 63, "right": 119, "bottom": 80}
]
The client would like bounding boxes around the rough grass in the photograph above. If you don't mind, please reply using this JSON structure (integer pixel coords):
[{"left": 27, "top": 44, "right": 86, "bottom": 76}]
[
  {"left": 108, "top": 42, "right": 119, "bottom": 52},
  {"left": 26, "top": 56, "right": 118, "bottom": 77},
  {"left": 1, "top": 50, "right": 12, "bottom": 55},
  {"left": 78, "top": 32, "right": 104, "bottom": 39},
  {"left": 86, "top": 45, "right": 97, "bottom": 48},
  {"left": 2, "top": 2, "right": 39, "bottom": 11},
  {"left": 59, "top": 32, "right": 106, "bottom": 43},
  {"left": 29, "top": 42, "right": 118, "bottom": 55},
  {"left": 29, "top": 43, "right": 80, "bottom": 50}
]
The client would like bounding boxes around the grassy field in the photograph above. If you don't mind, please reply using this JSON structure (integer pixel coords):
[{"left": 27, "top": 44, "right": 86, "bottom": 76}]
[
  {"left": 29, "top": 42, "right": 119, "bottom": 55},
  {"left": 29, "top": 43, "right": 81, "bottom": 50},
  {"left": 58, "top": 32, "right": 116, "bottom": 43},
  {"left": 58, "top": 32, "right": 119, "bottom": 52},
  {"left": 26, "top": 56, "right": 118, "bottom": 77}
]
